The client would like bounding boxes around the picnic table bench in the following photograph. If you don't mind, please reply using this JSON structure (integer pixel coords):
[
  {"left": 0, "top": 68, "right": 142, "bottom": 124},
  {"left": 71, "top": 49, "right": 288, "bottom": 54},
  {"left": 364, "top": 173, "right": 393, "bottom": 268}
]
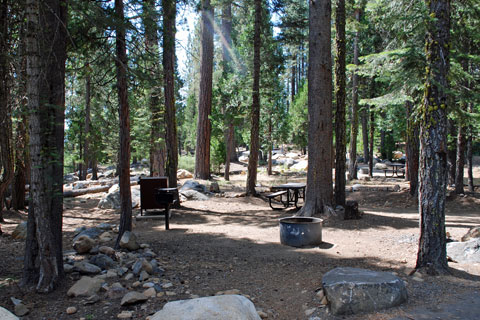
[
  {"left": 382, "top": 163, "right": 405, "bottom": 178},
  {"left": 267, "top": 183, "right": 306, "bottom": 209}
]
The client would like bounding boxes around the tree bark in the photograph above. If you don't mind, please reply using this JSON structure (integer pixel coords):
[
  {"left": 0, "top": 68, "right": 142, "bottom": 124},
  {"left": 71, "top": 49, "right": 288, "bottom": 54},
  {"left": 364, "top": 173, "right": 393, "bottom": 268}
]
[
  {"left": 246, "top": 0, "right": 262, "bottom": 196},
  {"left": 466, "top": 103, "right": 474, "bottom": 192},
  {"left": 22, "top": 0, "right": 67, "bottom": 292},
  {"left": 454, "top": 117, "right": 465, "bottom": 194},
  {"left": 143, "top": 0, "right": 166, "bottom": 177},
  {"left": 114, "top": 0, "right": 133, "bottom": 249},
  {"left": 163, "top": 0, "right": 178, "bottom": 188},
  {"left": 368, "top": 110, "right": 375, "bottom": 177},
  {"left": 416, "top": 0, "right": 450, "bottom": 275},
  {"left": 80, "top": 70, "right": 91, "bottom": 181},
  {"left": 406, "top": 101, "right": 419, "bottom": 197},
  {"left": 334, "top": 0, "right": 346, "bottom": 207},
  {"left": 195, "top": 0, "right": 214, "bottom": 180},
  {"left": 446, "top": 118, "right": 456, "bottom": 186},
  {"left": 0, "top": 0, "right": 14, "bottom": 218},
  {"left": 348, "top": 8, "right": 361, "bottom": 180},
  {"left": 361, "top": 106, "right": 369, "bottom": 164},
  {"left": 298, "top": 0, "right": 333, "bottom": 216},
  {"left": 222, "top": 0, "right": 232, "bottom": 181}
]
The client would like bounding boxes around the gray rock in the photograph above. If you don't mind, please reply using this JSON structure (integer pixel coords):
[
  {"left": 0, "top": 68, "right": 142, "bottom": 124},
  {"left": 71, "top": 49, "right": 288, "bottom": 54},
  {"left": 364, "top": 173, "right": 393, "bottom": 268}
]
[
  {"left": 98, "top": 185, "right": 140, "bottom": 209},
  {"left": 99, "top": 245, "right": 115, "bottom": 256},
  {"left": 73, "top": 227, "right": 102, "bottom": 242},
  {"left": 73, "top": 235, "right": 96, "bottom": 254},
  {"left": 74, "top": 260, "right": 102, "bottom": 275},
  {"left": 89, "top": 254, "right": 115, "bottom": 270},
  {"left": 67, "top": 276, "right": 105, "bottom": 297},
  {"left": 139, "top": 270, "right": 150, "bottom": 281},
  {"left": 209, "top": 182, "right": 220, "bottom": 193},
  {"left": 119, "top": 231, "right": 140, "bottom": 251},
  {"left": 461, "top": 226, "right": 480, "bottom": 242},
  {"left": 73, "top": 182, "right": 88, "bottom": 190},
  {"left": 98, "top": 223, "right": 113, "bottom": 230},
  {"left": 151, "top": 295, "right": 261, "bottom": 320},
  {"left": 107, "top": 286, "right": 128, "bottom": 299},
  {"left": 180, "top": 189, "right": 209, "bottom": 201},
  {"left": 0, "top": 307, "right": 19, "bottom": 320},
  {"left": 447, "top": 239, "right": 480, "bottom": 263},
  {"left": 11, "top": 222, "right": 27, "bottom": 240},
  {"left": 322, "top": 267, "right": 407, "bottom": 315},
  {"left": 64, "top": 264, "right": 74, "bottom": 273},
  {"left": 120, "top": 291, "right": 148, "bottom": 306},
  {"left": 14, "top": 304, "right": 29, "bottom": 316},
  {"left": 180, "top": 180, "right": 207, "bottom": 193}
]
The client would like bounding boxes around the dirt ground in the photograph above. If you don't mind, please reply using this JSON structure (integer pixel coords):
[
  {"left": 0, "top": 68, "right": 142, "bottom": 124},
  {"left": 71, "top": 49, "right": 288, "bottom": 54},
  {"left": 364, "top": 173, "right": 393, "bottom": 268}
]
[{"left": 1, "top": 170, "right": 480, "bottom": 320}]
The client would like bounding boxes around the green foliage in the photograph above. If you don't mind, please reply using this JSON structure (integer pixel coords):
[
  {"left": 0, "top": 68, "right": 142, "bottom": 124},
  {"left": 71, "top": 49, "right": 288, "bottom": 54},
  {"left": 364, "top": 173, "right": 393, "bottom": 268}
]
[
  {"left": 288, "top": 81, "right": 308, "bottom": 150},
  {"left": 178, "top": 155, "right": 195, "bottom": 172}
]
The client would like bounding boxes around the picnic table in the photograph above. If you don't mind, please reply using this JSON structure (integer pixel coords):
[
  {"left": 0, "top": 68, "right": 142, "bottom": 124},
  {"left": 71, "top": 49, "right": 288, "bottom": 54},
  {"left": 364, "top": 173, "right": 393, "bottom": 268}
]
[
  {"left": 383, "top": 163, "right": 405, "bottom": 178},
  {"left": 268, "top": 182, "right": 306, "bottom": 209}
]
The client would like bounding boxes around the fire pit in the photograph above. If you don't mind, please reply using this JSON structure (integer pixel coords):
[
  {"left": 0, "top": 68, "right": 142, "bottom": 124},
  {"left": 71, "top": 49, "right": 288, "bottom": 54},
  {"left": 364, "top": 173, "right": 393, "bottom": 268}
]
[{"left": 279, "top": 216, "right": 323, "bottom": 247}]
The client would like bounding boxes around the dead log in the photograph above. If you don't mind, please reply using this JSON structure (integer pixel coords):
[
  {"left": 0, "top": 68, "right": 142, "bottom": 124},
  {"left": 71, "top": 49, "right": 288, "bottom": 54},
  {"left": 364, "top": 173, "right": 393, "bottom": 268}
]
[{"left": 63, "top": 180, "right": 138, "bottom": 198}]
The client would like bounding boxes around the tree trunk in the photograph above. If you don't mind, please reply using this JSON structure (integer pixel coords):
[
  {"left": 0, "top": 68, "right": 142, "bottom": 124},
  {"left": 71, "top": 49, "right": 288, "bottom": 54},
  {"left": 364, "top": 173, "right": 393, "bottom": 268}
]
[
  {"left": 195, "top": 0, "right": 214, "bottom": 180},
  {"left": 334, "top": 0, "right": 346, "bottom": 207},
  {"left": 12, "top": 13, "right": 29, "bottom": 211},
  {"left": 348, "top": 8, "right": 360, "bottom": 180},
  {"left": 143, "top": 0, "right": 166, "bottom": 177},
  {"left": 114, "top": 0, "right": 133, "bottom": 249},
  {"left": 22, "top": 0, "right": 67, "bottom": 292},
  {"left": 222, "top": 0, "right": 232, "bottom": 181},
  {"left": 446, "top": 118, "right": 456, "bottom": 186},
  {"left": 454, "top": 117, "right": 465, "bottom": 194},
  {"left": 80, "top": 71, "right": 91, "bottom": 181},
  {"left": 416, "top": 0, "right": 450, "bottom": 275},
  {"left": 298, "top": 0, "right": 333, "bottom": 216},
  {"left": 368, "top": 110, "right": 375, "bottom": 178},
  {"left": 163, "top": 0, "right": 178, "bottom": 188},
  {"left": 291, "top": 58, "right": 296, "bottom": 102},
  {"left": 246, "top": 0, "right": 262, "bottom": 196},
  {"left": 466, "top": 102, "right": 474, "bottom": 192},
  {"left": 380, "top": 127, "right": 386, "bottom": 159},
  {"left": 267, "top": 118, "right": 273, "bottom": 176},
  {"left": 0, "top": 0, "right": 14, "bottom": 217},
  {"left": 361, "top": 106, "right": 369, "bottom": 164},
  {"left": 406, "top": 101, "right": 419, "bottom": 196}
]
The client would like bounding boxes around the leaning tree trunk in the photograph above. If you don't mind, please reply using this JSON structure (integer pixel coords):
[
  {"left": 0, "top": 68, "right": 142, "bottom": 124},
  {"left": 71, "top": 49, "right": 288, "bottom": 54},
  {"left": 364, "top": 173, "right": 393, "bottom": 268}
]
[
  {"left": 0, "top": 0, "right": 14, "bottom": 218},
  {"left": 114, "top": 0, "right": 133, "bottom": 249},
  {"left": 416, "top": 0, "right": 450, "bottom": 275},
  {"left": 143, "top": 0, "right": 166, "bottom": 177},
  {"left": 406, "top": 101, "right": 419, "bottom": 197},
  {"left": 195, "top": 0, "right": 214, "bottom": 180},
  {"left": 298, "top": 0, "right": 333, "bottom": 217},
  {"left": 348, "top": 8, "right": 361, "bottom": 181},
  {"left": 334, "top": 0, "right": 346, "bottom": 207},
  {"left": 22, "top": 0, "right": 67, "bottom": 292},
  {"left": 246, "top": 0, "right": 261, "bottom": 196},
  {"left": 163, "top": 0, "right": 178, "bottom": 188}
]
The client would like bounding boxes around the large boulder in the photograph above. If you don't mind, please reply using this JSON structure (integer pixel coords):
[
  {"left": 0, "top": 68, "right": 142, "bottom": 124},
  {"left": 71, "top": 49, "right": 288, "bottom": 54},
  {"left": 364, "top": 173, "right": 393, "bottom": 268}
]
[
  {"left": 447, "top": 239, "right": 480, "bottom": 263},
  {"left": 180, "top": 189, "right": 209, "bottom": 201},
  {"left": 73, "top": 226, "right": 102, "bottom": 242},
  {"left": 0, "top": 307, "right": 19, "bottom": 320},
  {"left": 291, "top": 160, "right": 308, "bottom": 171},
  {"left": 73, "top": 235, "right": 96, "bottom": 254},
  {"left": 461, "top": 226, "right": 480, "bottom": 242},
  {"left": 177, "top": 169, "right": 193, "bottom": 179},
  {"left": 67, "top": 276, "right": 105, "bottom": 297},
  {"left": 322, "top": 267, "right": 407, "bottom": 315},
  {"left": 151, "top": 295, "right": 261, "bottom": 320},
  {"left": 98, "top": 184, "right": 140, "bottom": 209},
  {"left": 180, "top": 180, "right": 207, "bottom": 193},
  {"left": 89, "top": 254, "right": 116, "bottom": 270}
]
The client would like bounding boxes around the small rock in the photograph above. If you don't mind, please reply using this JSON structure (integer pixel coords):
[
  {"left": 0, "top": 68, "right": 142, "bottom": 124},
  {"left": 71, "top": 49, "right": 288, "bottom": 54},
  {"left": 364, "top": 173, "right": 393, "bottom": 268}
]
[
  {"left": 305, "top": 308, "right": 316, "bottom": 316},
  {"left": 74, "top": 260, "right": 102, "bottom": 275},
  {"left": 89, "top": 254, "right": 115, "bottom": 270},
  {"left": 73, "top": 235, "right": 96, "bottom": 254},
  {"left": 99, "top": 246, "right": 115, "bottom": 256},
  {"left": 132, "top": 281, "right": 141, "bottom": 288},
  {"left": 166, "top": 291, "right": 176, "bottom": 296},
  {"left": 120, "top": 291, "right": 148, "bottom": 306},
  {"left": 11, "top": 222, "right": 27, "bottom": 240},
  {"left": 117, "top": 311, "right": 133, "bottom": 319},
  {"left": 257, "top": 310, "right": 268, "bottom": 318},
  {"left": 67, "top": 276, "right": 105, "bottom": 297},
  {"left": 66, "top": 307, "right": 77, "bottom": 314},
  {"left": 139, "top": 270, "right": 150, "bottom": 281},
  {"left": 125, "top": 273, "right": 134, "bottom": 281},
  {"left": 119, "top": 231, "right": 140, "bottom": 251},
  {"left": 316, "top": 289, "right": 324, "bottom": 300},
  {"left": 162, "top": 282, "right": 173, "bottom": 289},
  {"left": 143, "top": 282, "right": 155, "bottom": 288},
  {"left": 14, "top": 304, "right": 29, "bottom": 317},
  {"left": 143, "top": 287, "right": 156, "bottom": 297},
  {"left": 320, "top": 296, "right": 328, "bottom": 305},
  {"left": 64, "top": 264, "right": 74, "bottom": 273}
]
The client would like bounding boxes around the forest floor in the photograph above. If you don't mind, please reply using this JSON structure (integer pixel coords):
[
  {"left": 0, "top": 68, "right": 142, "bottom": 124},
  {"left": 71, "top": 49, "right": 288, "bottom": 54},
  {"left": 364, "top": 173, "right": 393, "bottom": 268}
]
[{"left": 1, "top": 166, "right": 480, "bottom": 320}]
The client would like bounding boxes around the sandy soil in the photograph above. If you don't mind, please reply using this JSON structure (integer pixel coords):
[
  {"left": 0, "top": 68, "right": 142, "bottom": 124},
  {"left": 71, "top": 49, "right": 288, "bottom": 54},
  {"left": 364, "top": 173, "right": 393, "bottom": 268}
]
[{"left": 1, "top": 170, "right": 479, "bottom": 320}]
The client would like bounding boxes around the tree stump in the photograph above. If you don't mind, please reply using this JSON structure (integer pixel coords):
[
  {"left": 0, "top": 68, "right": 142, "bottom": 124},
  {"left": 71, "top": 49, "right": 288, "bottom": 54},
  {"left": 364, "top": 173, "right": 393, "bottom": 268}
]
[{"left": 344, "top": 200, "right": 362, "bottom": 220}]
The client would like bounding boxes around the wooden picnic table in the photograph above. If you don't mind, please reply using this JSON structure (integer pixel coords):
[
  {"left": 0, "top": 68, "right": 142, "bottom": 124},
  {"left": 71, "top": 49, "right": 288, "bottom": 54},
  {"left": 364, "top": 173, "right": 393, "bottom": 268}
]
[
  {"left": 271, "top": 183, "right": 306, "bottom": 209},
  {"left": 383, "top": 163, "right": 405, "bottom": 178}
]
